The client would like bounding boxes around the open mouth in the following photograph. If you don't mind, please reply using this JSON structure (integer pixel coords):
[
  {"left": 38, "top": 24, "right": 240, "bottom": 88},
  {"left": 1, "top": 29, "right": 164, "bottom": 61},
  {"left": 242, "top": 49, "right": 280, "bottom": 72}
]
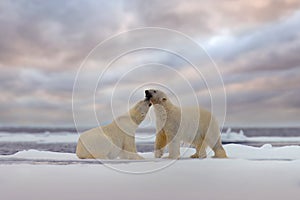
[{"left": 145, "top": 90, "right": 152, "bottom": 100}]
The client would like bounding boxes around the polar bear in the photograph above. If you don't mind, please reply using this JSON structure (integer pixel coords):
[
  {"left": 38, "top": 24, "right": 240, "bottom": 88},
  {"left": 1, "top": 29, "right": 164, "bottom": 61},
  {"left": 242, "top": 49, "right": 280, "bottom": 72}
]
[
  {"left": 76, "top": 99, "right": 152, "bottom": 159},
  {"left": 145, "top": 89, "right": 227, "bottom": 159}
]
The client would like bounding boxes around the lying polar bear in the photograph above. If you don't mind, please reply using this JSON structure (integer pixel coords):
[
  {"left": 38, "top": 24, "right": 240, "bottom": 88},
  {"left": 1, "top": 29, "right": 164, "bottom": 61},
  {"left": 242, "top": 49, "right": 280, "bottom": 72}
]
[
  {"left": 76, "top": 100, "right": 152, "bottom": 159},
  {"left": 145, "top": 89, "right": 227, "bottom": 159}
]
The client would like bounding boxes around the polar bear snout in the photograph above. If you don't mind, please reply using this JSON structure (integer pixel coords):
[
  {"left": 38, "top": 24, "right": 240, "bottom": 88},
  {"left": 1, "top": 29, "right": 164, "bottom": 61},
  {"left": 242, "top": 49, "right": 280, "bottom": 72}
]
[
  {"left": 145, "top": 89, "right": 167, "bottom": 104},
  {"left": 145, "top": 90, "right": 152, "bottom": 100}
]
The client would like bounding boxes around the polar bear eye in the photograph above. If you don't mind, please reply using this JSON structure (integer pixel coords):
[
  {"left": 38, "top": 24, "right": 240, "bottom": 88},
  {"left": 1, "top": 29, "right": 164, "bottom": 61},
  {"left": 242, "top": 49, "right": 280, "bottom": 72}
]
[{"left": 153, "top": 90, "right": 156, "bottom": 93}]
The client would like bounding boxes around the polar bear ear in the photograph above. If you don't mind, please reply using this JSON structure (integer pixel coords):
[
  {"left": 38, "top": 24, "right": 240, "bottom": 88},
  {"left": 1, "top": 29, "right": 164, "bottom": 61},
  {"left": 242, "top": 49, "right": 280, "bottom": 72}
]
[{"left": 162, "top": 97, "right": 167, "bottom": 102}]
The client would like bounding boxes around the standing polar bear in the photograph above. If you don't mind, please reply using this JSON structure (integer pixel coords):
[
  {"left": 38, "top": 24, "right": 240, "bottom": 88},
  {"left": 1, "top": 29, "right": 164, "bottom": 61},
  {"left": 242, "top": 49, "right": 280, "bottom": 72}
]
[
  {"left": 76, "top": 100, "right": 152, "bottom": 159},
  {"left": 145, "top": 89, "right": 227, "bottom": 159}
]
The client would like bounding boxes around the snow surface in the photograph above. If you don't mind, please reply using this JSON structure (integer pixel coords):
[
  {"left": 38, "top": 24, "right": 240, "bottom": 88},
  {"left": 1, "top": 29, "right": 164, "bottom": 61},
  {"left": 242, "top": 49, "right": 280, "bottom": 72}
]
[
  {"left": 2, "top": 144, "right": 300, "bottom": 161},
  {"left": 1, "top": 128, "right": 300, "bottom": 200},
  {"left": 1, "top": 144, "right": 300, "bottom": 200}
]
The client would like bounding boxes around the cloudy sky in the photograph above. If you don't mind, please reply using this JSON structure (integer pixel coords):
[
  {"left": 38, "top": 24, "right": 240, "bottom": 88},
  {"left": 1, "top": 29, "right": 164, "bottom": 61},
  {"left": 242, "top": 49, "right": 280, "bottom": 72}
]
[{"left": 0, "top": 0, "right": 300, "bottom": 127}]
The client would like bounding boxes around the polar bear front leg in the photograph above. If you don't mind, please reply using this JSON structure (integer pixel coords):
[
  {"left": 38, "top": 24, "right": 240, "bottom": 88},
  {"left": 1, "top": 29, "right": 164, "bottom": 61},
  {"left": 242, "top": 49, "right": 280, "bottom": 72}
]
[
  {"left": 154, "top": 129, "right": 167, "bottom": 158},
  {"left": 120, "top": 136, "right": 144, "bottom": 160},
  {"left": 168, "top": 139, "right": 180, "bottom": 159}
]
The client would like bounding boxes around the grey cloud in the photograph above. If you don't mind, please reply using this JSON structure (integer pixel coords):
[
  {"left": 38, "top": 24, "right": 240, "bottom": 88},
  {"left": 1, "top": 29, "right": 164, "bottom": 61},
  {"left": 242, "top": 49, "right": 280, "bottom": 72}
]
[
  {"left": 286, "top": 92, "right": 300, "bottom": 109},
  {"left": 0, "top": 0, "right": 126, "bottom": 69},
  {"left": 268, "top": 88, "right": 300, "bottom": 109},
  {"left": 1, "top": 0, "right": 300, "bottom": 126},
  {"left": 128, "top": 0, "right": 300, "bottom": 36},
  {"left": 224, "top": 70, "right": 300, "bottom": 125},
  {"left": 240, "top": 41, "right": 300, "bottom": 72},
  {"left": 0, "top": 68, "right": 75, "bottom": 96},
  {"left": 2, "top": 0, "right": 300, "bottom": 71},
  {"left": 206, "top": 9, "right": 300, "bottom": 65}
]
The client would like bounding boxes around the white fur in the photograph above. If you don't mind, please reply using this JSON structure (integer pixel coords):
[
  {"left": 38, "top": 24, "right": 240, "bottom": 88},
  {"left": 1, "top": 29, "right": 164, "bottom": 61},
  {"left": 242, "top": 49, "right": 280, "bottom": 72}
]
[
  {"left": 76, "top": 100, "right": 151, "bottom": 159},
  {"left": 147, "top": 89, "right": 227, "bottom": 159}
]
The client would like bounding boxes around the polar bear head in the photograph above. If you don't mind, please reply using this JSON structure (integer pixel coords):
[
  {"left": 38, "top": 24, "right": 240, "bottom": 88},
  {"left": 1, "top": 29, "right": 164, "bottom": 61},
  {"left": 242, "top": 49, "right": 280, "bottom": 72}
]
[
  {"left": 129, "top": 99, "right": 152, "bottom": 125},
  {"left": 145, "top": 89, "right": 168, "bottom": 105}
]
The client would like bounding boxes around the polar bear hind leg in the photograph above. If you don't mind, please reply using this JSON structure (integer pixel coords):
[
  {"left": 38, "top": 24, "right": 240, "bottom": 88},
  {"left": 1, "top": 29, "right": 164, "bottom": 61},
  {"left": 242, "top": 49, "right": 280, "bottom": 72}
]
[
  {"left": 190, "top": 139, "right": 207, "bottom": 159},
  {"left": 203, "top": 119, "right": 228, "bottom": 158},
  {"left": 212, "top": 138, "right": 227, "bottom": 158},
  {"left": 76, "top": 139, "right": 94, "bottom": 159}
]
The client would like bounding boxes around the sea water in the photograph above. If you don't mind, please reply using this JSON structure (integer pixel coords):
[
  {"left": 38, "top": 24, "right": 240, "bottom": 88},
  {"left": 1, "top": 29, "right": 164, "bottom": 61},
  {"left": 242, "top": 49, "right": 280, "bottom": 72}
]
[{"left": 0, "top": 127, "right": 299, "bottom": 155}]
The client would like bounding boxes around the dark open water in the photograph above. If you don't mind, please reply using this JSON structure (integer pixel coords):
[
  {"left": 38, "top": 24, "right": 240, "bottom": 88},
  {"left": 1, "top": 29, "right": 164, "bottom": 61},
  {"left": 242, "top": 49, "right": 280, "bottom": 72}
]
[{"left": 0, "top": 127, "right": 299, "bottom": 155}]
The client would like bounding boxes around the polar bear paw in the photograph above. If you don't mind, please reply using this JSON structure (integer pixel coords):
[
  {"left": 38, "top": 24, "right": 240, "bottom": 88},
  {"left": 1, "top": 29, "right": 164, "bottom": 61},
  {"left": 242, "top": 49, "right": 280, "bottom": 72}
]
[
  {"left": 190, "top": 153, "right": 207, "bottom": 159},
  {"left": 190, "top": 153, "right": 199, "bottom": 158},
  {"left": 154, "top": 149, "right": 164, "bottom": 158}
]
